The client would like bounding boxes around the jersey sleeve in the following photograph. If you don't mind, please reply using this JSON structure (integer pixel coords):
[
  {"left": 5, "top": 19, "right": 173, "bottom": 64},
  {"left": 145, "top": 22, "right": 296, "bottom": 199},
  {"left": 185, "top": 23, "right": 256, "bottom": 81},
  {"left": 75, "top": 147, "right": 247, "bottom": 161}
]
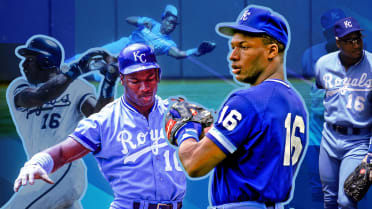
[
  {"left": 69, "top": 112, "right": 103, "bottom": 153},
  {"left": 314, "top": 59, "right": 324, "bottom": 89},
  {"left": 206, "top": 94, "right": 262, "bottom": 155},
  {"left": 6, "top": 77, "right": 30, "bottom": 112}
]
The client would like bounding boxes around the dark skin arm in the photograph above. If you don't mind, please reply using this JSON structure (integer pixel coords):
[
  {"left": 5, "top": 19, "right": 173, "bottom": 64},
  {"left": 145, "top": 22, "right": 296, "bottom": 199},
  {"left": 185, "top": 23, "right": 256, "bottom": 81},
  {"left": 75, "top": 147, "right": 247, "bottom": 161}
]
[
  {"left": 168, "top": 47, "right": 190, "bottom": 59},
  {"left": 13, "top": 137, "right": 91, "bottom": 191},
  {"left": 15, "top": 73, "right": 74, "bottom": 108},
  {"left": 178, "top": 134, "right": 227, "bottom": 177},
  {"left": 126, "top": 16, "right": 153, "bottom": 30},
  {"left": 48, "top": 137, "right": 91, "bottom": 172},
  {"left": 15, "top": 74, "right": 113, "bottom": 117}
]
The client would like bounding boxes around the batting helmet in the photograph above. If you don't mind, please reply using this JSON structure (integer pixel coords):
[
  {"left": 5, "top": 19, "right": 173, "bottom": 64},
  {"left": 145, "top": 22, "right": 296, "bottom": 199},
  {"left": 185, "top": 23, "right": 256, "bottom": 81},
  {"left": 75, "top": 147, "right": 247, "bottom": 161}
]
[
  {"left": 16, "top": 35, "right": 63, "bottom": 70},
  {"left": 118, "top": 43, "right": 161, "bottom": 75}
]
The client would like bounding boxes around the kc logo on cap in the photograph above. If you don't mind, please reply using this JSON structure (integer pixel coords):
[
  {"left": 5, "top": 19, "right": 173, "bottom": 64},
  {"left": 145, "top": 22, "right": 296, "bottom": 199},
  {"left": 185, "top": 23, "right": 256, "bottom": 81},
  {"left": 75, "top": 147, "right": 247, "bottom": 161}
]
[
  {"left": 133, "top": 51, "right": 147, "bottom": 63},
  {"left": 216, "top": 5, "right": 289, "bottom": 47},
  {"left": 240, "top": 10, "right": 251, "bottom": 21},
  {"left": 334, "top": 16, "right": 362, "bottom": 39}
]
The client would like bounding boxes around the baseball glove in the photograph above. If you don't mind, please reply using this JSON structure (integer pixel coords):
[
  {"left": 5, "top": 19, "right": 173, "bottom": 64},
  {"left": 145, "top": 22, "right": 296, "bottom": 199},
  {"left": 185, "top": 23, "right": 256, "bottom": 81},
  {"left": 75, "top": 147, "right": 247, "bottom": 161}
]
[
  {"left": 165, "top": 97, "right": 214, "bottom": 146},
  {"left": 196, "top": 41, "right": 216, "bottom": 56},
  {"left": 344, "top": 161, "right": 372, "bottom": 202}
]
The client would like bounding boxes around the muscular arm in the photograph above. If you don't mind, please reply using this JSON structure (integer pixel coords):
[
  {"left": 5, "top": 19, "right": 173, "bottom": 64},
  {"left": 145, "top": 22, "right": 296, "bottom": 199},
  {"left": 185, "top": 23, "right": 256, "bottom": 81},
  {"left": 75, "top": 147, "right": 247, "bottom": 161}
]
[
  {"left": 15, "top": 74, "right": 74, "bottom": 108},
  {"left": 14, "top": 137, "right": 91, "bottom": 191},
  {"left": 46, "top": 137, "right": 91, "bottom": 172},
  {"left": 178, "top": 135, "right": 227, "bottom": 177}
]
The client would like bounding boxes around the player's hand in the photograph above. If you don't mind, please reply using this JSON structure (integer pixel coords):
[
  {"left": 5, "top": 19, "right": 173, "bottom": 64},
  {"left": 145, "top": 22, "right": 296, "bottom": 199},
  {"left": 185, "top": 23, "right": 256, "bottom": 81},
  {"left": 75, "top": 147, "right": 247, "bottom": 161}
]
[
  {"left": 77, "top": 49, "right": 111, "bottom": 73},
  {"left": 165, "top": 97, "right": 214, "bottom": 146},
  {"left": 195, "top": 41, "right": 216, "bottom": 56},
  {"left": 65, "top": 49, "right": 112, "bottom": 79},
  {"left": 99, "top": 56, "right": 119, "bottom": 85},
  {"left": 13, "top": 164, "right": 54, "bottom": 192}
]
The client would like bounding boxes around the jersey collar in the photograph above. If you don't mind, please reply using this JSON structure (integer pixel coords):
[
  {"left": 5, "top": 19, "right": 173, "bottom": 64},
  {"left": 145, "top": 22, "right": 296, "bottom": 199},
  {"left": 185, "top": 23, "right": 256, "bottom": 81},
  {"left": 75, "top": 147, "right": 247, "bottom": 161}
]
[
  {"left": 264, "top": 78, "right": 290, "bottom": 88},
  {"left": 120, "top": 96, "right": 158, "bottom": 115}
]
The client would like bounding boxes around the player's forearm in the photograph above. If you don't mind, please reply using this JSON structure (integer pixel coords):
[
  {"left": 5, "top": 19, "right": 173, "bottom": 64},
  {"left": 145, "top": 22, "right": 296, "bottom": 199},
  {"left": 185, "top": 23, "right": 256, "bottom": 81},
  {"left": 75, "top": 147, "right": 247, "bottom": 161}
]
[
  {"left": 46, "top": 137, "right": 90, "bottom": 172},
  {"left": 168, "top": 47, "right": 191, "bottom": 59},
  {"left": 179, "top": 138, "right": 214, "bottom": 177},
  {"left": 15, "top": 74, "right": 73, "bottom": 108}
]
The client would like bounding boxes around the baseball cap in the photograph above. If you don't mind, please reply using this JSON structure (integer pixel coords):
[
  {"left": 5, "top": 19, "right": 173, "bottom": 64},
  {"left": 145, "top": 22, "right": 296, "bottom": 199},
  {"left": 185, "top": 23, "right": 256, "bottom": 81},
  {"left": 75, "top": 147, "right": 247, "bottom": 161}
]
[
  {"left": 162, "top": 4, "right": 178, "bottom": 19},
  {"left": 334, "top": 17, "right": 363, "bottom": 39},
  {"left": 216, "top": 6, "right": 288, "bottom": 46},
  {"left": 118, "top": 43, "right": 160, "bottom": 75},
  {"left": 320, "top": 8, "right": 346, "bottom": 30}
]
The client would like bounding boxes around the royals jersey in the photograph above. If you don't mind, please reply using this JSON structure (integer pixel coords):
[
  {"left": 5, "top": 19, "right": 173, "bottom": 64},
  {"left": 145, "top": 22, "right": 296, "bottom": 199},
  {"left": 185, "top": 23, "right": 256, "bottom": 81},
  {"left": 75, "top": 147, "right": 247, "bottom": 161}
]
[
  {"left": 70, "top": 95, "right": 186, "bottom": 209},
  {"left": 6, "top": 77, "right": 96, "bottom": 156},
  {"left": 315, "top": 50, "right": 372, "bottom": 139},
  {"left": 206, "top": 79, "right": 308, "bottom": 206},
  {"left": 101, "top": 17, "right": 177, "bottom": 56}
]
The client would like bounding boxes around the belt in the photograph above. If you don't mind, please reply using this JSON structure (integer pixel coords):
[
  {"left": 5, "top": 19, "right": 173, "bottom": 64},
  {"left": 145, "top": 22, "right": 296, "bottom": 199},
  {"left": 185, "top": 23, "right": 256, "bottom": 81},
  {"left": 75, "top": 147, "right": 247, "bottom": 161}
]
[
  {"left": 133, "top": 202, "right": 182, "bottom": 209},
  {"left": 265, "top": 202, "right": 275, "bottom": 209},
  {"left": 328, "top": 123, "right": 368, "bottom": 135}
]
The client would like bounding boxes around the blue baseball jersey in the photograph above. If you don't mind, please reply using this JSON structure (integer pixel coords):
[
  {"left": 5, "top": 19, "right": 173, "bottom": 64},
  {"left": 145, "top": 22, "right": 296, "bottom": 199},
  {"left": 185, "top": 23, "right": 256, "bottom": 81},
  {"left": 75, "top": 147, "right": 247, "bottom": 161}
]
[
  {"left": 206, "top": 79, "right": 308, "bottom": 206},
  {"left": 101, "top": 17, "right": 176, "bottom": 56},
  {"left": 315, "top": 50, "right": 372, "bottom": 140},
  {"left": 70, "top": 96, "right": 186, "bottom": 209}
]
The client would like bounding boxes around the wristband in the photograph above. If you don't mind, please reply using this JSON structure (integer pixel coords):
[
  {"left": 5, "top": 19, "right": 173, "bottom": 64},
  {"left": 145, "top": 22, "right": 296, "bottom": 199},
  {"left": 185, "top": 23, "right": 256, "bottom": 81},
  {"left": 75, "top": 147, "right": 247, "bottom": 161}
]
[
  {"left": 185, "top": 48, "right": 198, "bottom": 56},
  {"left": 25, "top": 152, "right": 54, "bottom": 174},
  {"left": 175, "top": 122, "right": 202, "bottom": 146}
]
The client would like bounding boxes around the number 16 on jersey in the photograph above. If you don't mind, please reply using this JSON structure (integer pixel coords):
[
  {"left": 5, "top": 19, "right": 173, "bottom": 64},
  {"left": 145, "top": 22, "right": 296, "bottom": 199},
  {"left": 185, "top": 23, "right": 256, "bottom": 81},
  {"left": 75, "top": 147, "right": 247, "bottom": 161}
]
[{"left": 283, "top": 113, "right": 305, "bottom": 166}]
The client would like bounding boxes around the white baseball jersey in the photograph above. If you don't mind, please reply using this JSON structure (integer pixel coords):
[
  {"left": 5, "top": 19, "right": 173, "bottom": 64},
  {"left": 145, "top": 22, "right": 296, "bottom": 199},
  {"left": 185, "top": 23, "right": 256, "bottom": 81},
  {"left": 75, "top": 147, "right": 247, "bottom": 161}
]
[
  {"left": 6, "top": 77, "right": 96, "bottom": 156},
  {"left": 315, "top": 50, "right": 372, "bottom": 140},
  {"left": 70, "top": 95, "right": 186, "bottom": 209},
  {"left": 5, "top": 76, "right": 95, "bottom": 209}
]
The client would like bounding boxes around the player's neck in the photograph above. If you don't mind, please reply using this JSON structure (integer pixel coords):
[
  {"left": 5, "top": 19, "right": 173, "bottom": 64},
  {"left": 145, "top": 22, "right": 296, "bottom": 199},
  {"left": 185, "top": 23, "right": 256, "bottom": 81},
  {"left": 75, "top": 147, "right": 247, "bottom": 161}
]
[
  {"left": 252, "top": 63, "right": 284, "bottom": 86},
  {"left": 338, "top": 53, "right": 363, "bottom": 71}
]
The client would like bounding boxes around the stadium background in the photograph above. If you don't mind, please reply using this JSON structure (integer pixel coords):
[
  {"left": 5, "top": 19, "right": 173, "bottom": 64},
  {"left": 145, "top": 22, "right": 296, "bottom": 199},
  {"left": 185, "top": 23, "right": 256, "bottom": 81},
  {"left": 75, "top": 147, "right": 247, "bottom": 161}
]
[{"left": 1, "top": 0, "right": 372, "bottom": 208}]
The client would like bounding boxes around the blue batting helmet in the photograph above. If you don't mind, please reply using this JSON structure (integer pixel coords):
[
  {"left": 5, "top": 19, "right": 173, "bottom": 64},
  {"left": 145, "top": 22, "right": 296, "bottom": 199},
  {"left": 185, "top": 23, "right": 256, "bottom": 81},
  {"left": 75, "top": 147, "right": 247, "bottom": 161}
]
[
  {"left": 16, "top": 35, "right": 63, "bottom": 70},
  {"left": 118, "top": 43, "right": 161, "bottom": 75}
]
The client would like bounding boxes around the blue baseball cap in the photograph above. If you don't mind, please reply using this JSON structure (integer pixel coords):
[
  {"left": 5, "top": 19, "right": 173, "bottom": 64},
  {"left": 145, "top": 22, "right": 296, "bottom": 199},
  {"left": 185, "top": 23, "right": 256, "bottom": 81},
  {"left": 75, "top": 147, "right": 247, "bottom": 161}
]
[
  {"left": 216, "top": 6, "right": 289, "bottom": 46},
  {"left": 118, "top": 43, "right": 160, "bottom": 75},
  {"left": 334, "top": 17, "right": 362, "bottom": 39},
  {"left": 162, "top": 4, "right": 178, "bottom": 19},
  {"left": 320, "top": 8, "right": 346, "bottom": 30}
]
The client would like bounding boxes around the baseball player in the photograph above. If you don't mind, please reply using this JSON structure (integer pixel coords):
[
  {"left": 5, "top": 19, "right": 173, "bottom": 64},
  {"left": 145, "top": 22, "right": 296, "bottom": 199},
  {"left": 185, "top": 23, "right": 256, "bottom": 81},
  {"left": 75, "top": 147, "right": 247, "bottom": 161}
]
[
  {"left": 4, "top": 34, "right": 118, "bottom": 209},
  {"left": 66, "top": 4, "right": 215, "bottom": 65},
  {"left": 12, "top": 43, "right": 186, "bottom": 209},
  {"left": 301, "top": 8, "right": 346, "bottom": 209},
  {"left": 315, "top": 16, "right": 372, "bottom": 208},
  {"left": 166, "top": 6, "right": 308, "bottom": 209}
]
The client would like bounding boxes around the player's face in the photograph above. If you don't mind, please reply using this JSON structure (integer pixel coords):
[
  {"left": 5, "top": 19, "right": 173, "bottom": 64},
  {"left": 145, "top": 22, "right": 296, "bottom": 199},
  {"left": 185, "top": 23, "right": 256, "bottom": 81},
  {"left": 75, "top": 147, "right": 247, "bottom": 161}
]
[
  {"left": 21, "top": 54, "right": 49, "bottom": 84},
  {"left": 161, "top": 16, "right": 177, "bottom": 35},
  {"left": 337, "top": 31, "right": 364, "bottom": 60},
  {"left": 229, "top": 33, "right": 270, "bottom": 85},
  {"left": 122, "top": 69, "right": 159, "bottom": 112}
]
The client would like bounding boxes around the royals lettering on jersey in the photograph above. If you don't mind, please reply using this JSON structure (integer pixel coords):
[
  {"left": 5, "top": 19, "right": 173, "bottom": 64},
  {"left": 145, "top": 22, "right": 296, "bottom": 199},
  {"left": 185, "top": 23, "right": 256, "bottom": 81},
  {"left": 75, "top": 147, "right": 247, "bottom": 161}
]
[
  {"left": 70, "top": 96, "right": 186, "bottom": 209},
  {"left": 206, "top": 79, "right": 308, "bottom": 206},
  {"left": 316, "top": 50, "right": 372, "bottom": 129},
  {"left": 6, "top": 77, "right": 95, "bottom": 156}
]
